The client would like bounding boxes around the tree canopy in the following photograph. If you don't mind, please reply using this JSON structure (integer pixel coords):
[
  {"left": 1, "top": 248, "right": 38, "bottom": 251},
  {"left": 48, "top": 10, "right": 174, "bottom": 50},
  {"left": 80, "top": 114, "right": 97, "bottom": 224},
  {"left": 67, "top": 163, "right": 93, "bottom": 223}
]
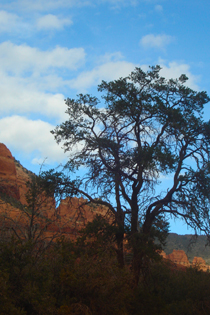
[{"left": 52, "top": 65, "right": 210, "bottom": 283}]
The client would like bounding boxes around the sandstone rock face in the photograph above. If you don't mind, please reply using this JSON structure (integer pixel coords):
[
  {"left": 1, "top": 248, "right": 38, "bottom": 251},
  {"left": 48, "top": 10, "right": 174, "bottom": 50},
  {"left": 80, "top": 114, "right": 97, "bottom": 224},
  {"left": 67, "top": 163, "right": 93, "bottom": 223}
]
[
  {"left": 192, "top": 257, "right": 210, "bottom": 271},
  {"left": 164, "top": 250, "right": 210, "bottom": 271},
  {"left": 15, "top": 160, "right": 32, "bottom": 204},
  {"left": 57, "top": 197, "right": 114, "bottom": 237},
  {"left": 0, "top": 143, "right": 20, "bottom": 200},
  {"left": 192, "top": 256, "right": 206, "bottom": 266},
  {"left": 167, "top": 250, "right": 190, "bottom": 267}
]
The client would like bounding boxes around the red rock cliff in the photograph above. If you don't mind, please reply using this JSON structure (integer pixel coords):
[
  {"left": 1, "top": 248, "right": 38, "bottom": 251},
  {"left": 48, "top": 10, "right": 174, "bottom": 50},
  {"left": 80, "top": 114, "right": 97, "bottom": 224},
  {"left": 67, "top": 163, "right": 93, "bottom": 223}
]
[
  {"left": 0, "top": 143, "right": 20, "bottom": 200},
  {"left": 0, "top": 143, "right": 114, "bottom": 239},
  {"left": 57, "top": 197, "right": 114, "bottom": 236}
]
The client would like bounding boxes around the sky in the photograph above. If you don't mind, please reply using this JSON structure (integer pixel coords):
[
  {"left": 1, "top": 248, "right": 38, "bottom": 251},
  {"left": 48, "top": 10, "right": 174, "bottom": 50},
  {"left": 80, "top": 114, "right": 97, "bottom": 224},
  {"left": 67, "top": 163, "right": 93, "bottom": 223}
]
[{"left": 0, "top": 0, "right": 209, "bottom": 234}]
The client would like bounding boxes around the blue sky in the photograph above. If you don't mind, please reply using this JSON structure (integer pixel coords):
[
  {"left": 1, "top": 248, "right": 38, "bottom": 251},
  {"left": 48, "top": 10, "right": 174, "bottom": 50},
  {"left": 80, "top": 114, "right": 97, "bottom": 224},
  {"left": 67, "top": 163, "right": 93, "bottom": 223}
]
[{"left": 0, "top": 0, "right": 209, "bottom": 234}]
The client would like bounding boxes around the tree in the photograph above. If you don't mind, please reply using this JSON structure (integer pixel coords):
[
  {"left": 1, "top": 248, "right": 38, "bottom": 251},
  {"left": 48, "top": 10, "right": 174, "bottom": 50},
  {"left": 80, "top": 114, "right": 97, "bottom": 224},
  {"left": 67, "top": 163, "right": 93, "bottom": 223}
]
[{"left": 52, "top": 65, "right": 210, "bottom": 285}]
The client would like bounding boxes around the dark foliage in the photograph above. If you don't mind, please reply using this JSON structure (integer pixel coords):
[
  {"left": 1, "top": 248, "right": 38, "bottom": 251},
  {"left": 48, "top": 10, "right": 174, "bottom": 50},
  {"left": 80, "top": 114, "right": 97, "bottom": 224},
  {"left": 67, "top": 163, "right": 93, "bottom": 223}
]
[{"left": 0, "top": 231, "right": 210, "bottom": 315}]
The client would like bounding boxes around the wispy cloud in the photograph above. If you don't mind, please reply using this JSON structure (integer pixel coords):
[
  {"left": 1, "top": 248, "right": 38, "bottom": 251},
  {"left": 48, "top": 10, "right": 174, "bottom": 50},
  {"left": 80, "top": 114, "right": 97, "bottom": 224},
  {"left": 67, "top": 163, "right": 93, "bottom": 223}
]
[
  {"left": 1, "top": 0, "right": 148, "bottom": 12},
  {"left": 154, "top": 4, "right": 163, "bottom": 13},
  {"left": 140, "top": 34, "right": 174, "bottom": 50},
  {"left": 0, "top": 10, "right": 29, "bottom": 33},
  {"left": 0, "top": 0, "right": 82, "bottom": 12},
  {"left": 36, "top": 14, "right": 73, "bottom": 30},
  {"left": 70, "top": 59, "right": 137, "bottom": 91}
]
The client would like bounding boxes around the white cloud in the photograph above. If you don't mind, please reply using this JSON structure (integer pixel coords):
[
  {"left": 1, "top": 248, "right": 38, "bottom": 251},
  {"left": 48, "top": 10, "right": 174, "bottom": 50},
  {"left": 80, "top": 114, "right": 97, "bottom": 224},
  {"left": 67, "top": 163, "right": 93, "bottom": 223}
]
[
  {"left": 36, "top": 14, "right": 73, "bottom": 30},
  {"left": 70, "top": 60, "right": 137, "bottom": 91},
  {"left": 0, "top": 72, "right": 68, "bottom": 121},
  {"left": 0, "top": 42, "right": 85, "bottom": 74},
  {"left": 0, "top": 116, "right": 67, "bottom": 163},
  {"left": 69, "top": 57, "right": 199, "bottom": 94},
  {"left": 0, "top": 45, "right": 136, "bottom": 121},
  {"left": 0, "top": 10, "right": 73, "bottom": 35},
  {"left": 0, "top": 10, "right": 30, "bottom": 34},
  {"left": 140, "top": 61, "right": 199, "bottom": 90},
  {"left": 0, "top": 42, "right": 85, "bottom": 121},
  {"left": 0, "top": 10, "right": 20, "bottom": 32},
  {"left": 140, "top": 34, "right": 174, "bottom": 50},
  {"left": 158, "top": 61, "right": 199, "bottom": 90}
]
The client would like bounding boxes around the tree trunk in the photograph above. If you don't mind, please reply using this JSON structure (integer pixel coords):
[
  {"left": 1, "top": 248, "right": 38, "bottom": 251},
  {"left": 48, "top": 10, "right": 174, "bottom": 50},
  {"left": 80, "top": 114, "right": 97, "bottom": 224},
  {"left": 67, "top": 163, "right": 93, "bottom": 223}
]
[
  {"left": 131, "top": 209, "right": 153, "bottom": 288},
  {"left": 115, "top": 211, "right": 125, "bottom": 268},
  {"left": 116, "top": 228, "right": 124, "bottom": 268},
  {"left": 115, "top": 174, "right": 125, "bottom": 268}
]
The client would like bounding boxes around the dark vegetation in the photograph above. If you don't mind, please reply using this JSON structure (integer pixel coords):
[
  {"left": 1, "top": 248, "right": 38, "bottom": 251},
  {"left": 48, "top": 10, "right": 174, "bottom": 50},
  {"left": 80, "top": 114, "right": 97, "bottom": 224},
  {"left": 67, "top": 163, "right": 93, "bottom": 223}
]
[{"left": 1, "top": 217, "right": 210, "bottom": 315}]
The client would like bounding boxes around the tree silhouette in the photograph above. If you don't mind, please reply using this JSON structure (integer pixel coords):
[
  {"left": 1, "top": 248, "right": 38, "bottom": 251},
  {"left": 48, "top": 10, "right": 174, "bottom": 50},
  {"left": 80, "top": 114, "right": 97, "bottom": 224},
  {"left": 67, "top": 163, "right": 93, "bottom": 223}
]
[{"left": 52, "top": 65, "right": 210, "bottom": 285}]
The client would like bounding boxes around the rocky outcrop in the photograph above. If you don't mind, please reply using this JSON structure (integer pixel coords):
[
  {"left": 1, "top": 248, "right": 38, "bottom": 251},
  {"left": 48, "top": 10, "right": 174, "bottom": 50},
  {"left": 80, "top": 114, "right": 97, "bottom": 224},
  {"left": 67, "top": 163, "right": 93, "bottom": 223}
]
[
  {"left": 15, "top": 160, "right": 32, "bottom": 204},
  {"left": 166, "top": 250, "right": 190, "bottom": 267},
  {"left": 159, "top": 250, "right": 210, "bottom": 271},
  {"left": 192, "top": 257, "right": 210, "bottom": 271},
  {"left": 0, "top": 143, "right": 20, "bottom": 200},
  {"left": 192, "top": 256, "right": 206, "bottom": 266},
  {"left": 159, "top": 250, "right": 167, "bottom": 259}
]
